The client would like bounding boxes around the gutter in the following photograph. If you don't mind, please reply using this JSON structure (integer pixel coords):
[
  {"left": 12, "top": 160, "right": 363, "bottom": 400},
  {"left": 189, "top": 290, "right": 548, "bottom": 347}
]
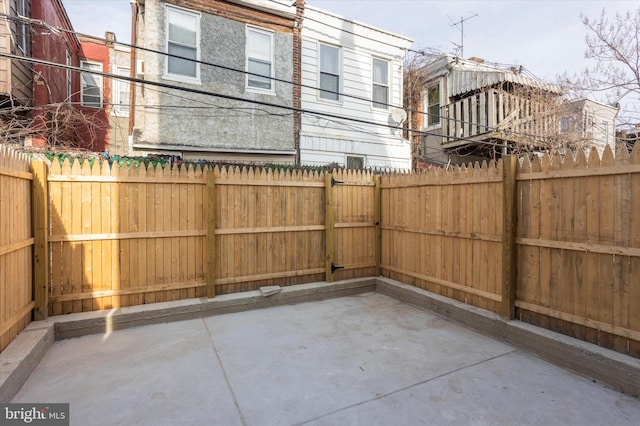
[{"left": 132, "top": 143, "right": 297, "bottom": 156}]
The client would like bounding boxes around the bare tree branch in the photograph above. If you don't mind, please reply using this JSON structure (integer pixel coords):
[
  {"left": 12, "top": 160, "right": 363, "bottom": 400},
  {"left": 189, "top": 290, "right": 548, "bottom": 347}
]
[
  {"left": 564, "top": 7, "right": 640, "bottom": 129},
  {"left": 1, "top": 98, "right": 107, "bottom": 150}
]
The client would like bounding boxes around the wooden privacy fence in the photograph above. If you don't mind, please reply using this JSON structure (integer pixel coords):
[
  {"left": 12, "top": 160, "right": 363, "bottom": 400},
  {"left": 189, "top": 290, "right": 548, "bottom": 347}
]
[
  {"left": 0, "top": 147, "right": 34, "bottom": 352},
  {"left": 516, "top": 145, "right": 640, "bottom": 356},
  {"left": 44, "top": 160, "right": 378, "bottom": 314},
  {"left": 46, "top": 159, "right": 209, "bottom": 315},
  {"left": 380, "top": 159, "right": 513, "bottom": 316},
  {"left": 2, "top": 143, "right": 639, "bottom": 359},
  {"left": 209, "top": 167, "right": 377, "bottom": 295}
]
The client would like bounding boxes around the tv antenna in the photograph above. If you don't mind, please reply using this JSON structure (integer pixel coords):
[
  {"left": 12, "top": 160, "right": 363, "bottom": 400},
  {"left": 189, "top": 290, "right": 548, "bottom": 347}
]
[{"left": 448, "top": 13, "right": 478, "bottom": 58}]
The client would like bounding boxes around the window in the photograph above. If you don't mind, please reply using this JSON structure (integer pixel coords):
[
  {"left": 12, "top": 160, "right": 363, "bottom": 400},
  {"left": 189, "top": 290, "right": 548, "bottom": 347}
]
[
  {"left": 17, "top": 0, "right": 28, "bottom": 54},
  {"left": 113, "top": 67, "right": 130, "bottom": 116},
  {"left": 372, "top": 58, "right": 389, "bottom": 109},
  {"left": 166, "top": 6, "right": 200, "bottom": 81},
  {"left": 81, "top": 61, "right": 102, "bottom": 108},
  {"left": 426, "top": 84, "right": 440, "bottom": 127},
  {"left": 66, "top": 50, "right": 72, "bottom": 102},
  {"left": 347, "top": 155, "right": 364, "bottom": 169},
  {"left": 246, "top": 27, "right": 273, "bottom": 91},
  {"left": 319, "top": 44, "right": 340, "bottom": 101}
]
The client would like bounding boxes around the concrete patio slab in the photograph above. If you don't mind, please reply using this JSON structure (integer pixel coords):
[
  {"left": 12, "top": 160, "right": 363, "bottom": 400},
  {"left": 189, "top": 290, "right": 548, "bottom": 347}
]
[{"left": 11, "top": 292, "right": 640, "bottom": 426}]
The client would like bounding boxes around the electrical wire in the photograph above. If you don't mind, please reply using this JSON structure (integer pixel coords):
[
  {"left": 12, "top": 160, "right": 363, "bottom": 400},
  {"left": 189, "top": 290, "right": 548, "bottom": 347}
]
[
  {"left": 1, "top": 11, "right": 557, "bottom": 137},
  {"left": 1, "top": 51, "right": 480, "bottom": 143},
  {"left": 0, "top": 12, "right": 582, "bottom": 152}
]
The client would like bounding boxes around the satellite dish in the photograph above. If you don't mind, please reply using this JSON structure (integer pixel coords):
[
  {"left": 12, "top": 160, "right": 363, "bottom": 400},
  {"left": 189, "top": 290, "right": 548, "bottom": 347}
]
[{"left": 391, "top": 108, "right": 408, "bottom": 124}]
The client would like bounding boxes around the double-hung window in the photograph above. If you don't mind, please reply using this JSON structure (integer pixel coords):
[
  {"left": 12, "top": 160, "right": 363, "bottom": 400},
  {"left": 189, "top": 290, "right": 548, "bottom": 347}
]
[
  {"left": 372, "top": 58, "right": 389, "bottom": 109},
  {"left": 246, "top": 27, "right": 273, "bottom": 91},
  {"left": 319, "top": 44, "right": 340, "bottom": 101},
  {"left": 81, "top": 61, "right": 102, "bottom": 108},
  {"left": 113, "top": 67, "right": 130, "bottom": 116},
  {"left": 17, "top": 0, "right": 28, "bottom": 54},
  {"left": 166, "top": 6, "right": 200, "bottom": 81},
  {"left": 426, "top": 84, "right": 440, "bottom": 127}
]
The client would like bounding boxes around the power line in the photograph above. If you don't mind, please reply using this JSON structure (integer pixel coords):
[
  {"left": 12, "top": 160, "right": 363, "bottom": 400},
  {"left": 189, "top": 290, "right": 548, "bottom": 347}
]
[
  {"left": 3, "top": 11, "right": 542, "bottom": 136},
  {"left": 2, "top": 13, "right": 412, "bottom": 113},
  {"left": 0, "top": 13, "right": 569, "bottom": 150},
  {"left": 1, "top": 51, "right": 484, "bottom": 144}
]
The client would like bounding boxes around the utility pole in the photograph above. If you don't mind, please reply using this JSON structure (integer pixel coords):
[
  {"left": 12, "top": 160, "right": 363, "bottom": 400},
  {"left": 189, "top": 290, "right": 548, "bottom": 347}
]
[{"left": 450, "top": 13, "right": 478, "bottom": 58}]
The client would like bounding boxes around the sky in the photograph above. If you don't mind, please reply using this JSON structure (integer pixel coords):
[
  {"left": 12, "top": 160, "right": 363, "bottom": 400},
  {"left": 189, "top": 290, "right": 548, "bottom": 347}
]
[{"left": 61, "top": 0, "right": 638, "bottom": 82}]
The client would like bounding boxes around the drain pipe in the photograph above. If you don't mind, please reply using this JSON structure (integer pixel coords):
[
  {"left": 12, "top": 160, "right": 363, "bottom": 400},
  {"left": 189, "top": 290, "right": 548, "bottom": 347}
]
[{"left": 128, "top": 0, "right": 139, "bottom": 155}]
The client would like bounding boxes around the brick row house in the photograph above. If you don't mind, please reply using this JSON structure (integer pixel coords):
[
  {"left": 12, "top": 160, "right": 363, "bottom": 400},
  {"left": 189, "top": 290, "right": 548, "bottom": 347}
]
[{"left": 1, "top": 0, "right": 130, "bottom": 153}]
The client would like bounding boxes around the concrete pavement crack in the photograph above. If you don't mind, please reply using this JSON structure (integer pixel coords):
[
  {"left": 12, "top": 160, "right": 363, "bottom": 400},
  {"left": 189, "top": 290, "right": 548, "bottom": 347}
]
[
  {"left": 202, "top": 318, "right": 248, "bottom": 426},
  {"left": 292, "top": 348, "right": 519, "bottom": 426}
]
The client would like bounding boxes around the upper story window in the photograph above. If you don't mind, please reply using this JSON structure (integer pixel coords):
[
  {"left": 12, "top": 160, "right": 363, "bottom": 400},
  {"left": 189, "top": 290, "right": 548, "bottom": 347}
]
[
  {"left": 319, "top": 44, "right": 340, "bottom": 101},
  {"left": 81, "top": 61, "right": 102, "bottom": 108},
  {"left": 372, "top": 58, "right": 389, "bottom": 109},
  {"left": 113, "top": 67, "right": 130, "bottom": 116},
  {"left": 246, "top": 26, "right": 274, "bottom": 92},
  {"left": 17, "top": 0, "right": 28, "bottom": 54},
  {"left": 165, "top": 5, "right": 200, "bottom": 82},
  {"left": 426, "top": 84, "right": 440, "bottom": 127}
]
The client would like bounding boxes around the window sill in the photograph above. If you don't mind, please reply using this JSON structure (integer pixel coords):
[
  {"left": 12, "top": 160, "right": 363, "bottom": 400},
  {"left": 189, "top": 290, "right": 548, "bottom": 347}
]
[
  {"left": 246, "top": 86, "right": 276, "bottom": 96},
  {"left": 162, "top": 73, "right": 201, "bottom": 85},
  {"left": 316, "top": 96, "right": 342, "bottom": 106}
]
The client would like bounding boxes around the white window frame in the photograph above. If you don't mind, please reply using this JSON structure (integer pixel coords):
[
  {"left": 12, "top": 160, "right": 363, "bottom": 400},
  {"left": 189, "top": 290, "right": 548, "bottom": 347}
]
[
  {"left": 164, "top": 5, "right": 201, "bottom": 84},
  {"left": 16, "top": 0, "right": 28, "bottom": 54},
  {"left": 372, "top": 57, "right": 390, "bottom": 110},
  {"left": 66, "top": 50, "right": 72, "bottom": 103},
  {"left": 245, "top": 26, "right": 275, "bottom": 94},
  {"left": 318, "top": 43, "right": 341, "bottom": 102},
  {"left": 112, "top": 67, "right": 131, "bottom": 117},
  {"left": 425, "top": 81, "right": 441, "bottom": 128},
  {"left": 80, "top": 60, "right": 103, "bottom": 109}
]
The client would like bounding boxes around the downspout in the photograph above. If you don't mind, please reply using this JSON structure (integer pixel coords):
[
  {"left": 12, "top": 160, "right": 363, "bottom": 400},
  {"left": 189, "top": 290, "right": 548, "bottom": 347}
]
[
  {"left": 128, "top": 0, "right": 138, "bottom": 154},
  {"left": 293, "top": 0, "right": 304, "bottom": 165}
]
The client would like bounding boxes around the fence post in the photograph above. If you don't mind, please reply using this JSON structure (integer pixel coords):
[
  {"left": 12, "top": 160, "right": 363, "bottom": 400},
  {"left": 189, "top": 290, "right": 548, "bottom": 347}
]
[
  {"left": 501, "top": 155, "right": 517, "bottom": 319},
  {"left": 374, "top": 174, "right": 382, "bottom": 276},
  {"left": 325, "top": 172, "right": 335, "bottom": 282},
  {"left": 206, "top": 169, "right": 216, "bottom": 298},
  {"left": 32, "top": 159, "right": 49, "bottom": 320}
]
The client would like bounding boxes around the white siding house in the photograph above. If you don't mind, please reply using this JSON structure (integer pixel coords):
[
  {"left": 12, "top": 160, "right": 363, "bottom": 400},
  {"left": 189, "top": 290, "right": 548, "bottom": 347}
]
[
  {"left": 565, "top": 99, "right": 619, "bottom": 156},
  {"left": 300, "top": 6, "right": 413, "bottom": 170}
]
